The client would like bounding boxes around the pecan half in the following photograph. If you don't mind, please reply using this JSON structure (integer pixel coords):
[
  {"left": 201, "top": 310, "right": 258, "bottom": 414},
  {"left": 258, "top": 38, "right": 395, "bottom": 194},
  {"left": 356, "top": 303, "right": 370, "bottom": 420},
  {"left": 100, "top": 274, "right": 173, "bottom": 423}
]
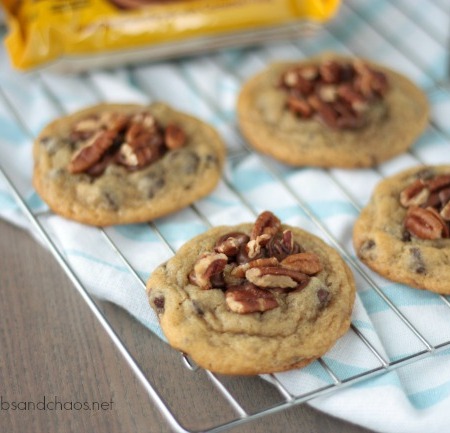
[
  {"left": 70, "top": 116, "right": 102, "bottom": 141},
  {"left": 337, "top": 84, "right": 367, "bottom": 112},
  {"left": 442, "top": 202, "right": 450, "bottom": 221},
  {"left": 320, "top": 60, "right": 341, "bottom": 84},
  {"left": 404, "top": 206, "right": 449, "bottom": 240},
  {"left": 249, "top": 211, "right": 281, "bottom": 241},
  {"left": 318, "top": 84, "right": 338, "bottom": 103},
  {"left": 165, "top": 124, "right": 186, "bottom": 150},
  {"left": 281, "top": 252, "right": 323, "bottom": 275},
  {"left": 287, "top": 95, "right": 314, "bottom": 118},
  {"left": 232, "top": 257, "right": 279, "bottom": 278},
  {"left": 117, "top": 119, "right": 165, "bottom": 168},
  {"left": 68, "top": 114, "right": 129, "bottom": 174},
  {"left": 68, "top": 130, "right": 116, "bottom": 174},
  {"left": 299, "top": 65, "right": 318, "bottom": 81},
  {"left": 282, "top": 70, "right": 315, "bottom": 94},
  {"left": 401, "top": 172, "right": 450, "bottom": 239},
  {"left": 427, "top": 174, "right": 450, "bottom": 192},
  {"left": 266, "top": 230, "right": 301, "bottom": 261},
  {"left": 225, "top": 284, "right": 278, "bottom": 314},
  {"left": 245, "top": 266, "right": 309, "bottom": 289},
  {"left": 307, "top": 95, "right": 338, "bottom": 128},
  {"left": 399, "top": 179, "right": 429, "bottom": 207},
  {"left": 247, "top": 211, "right": 281, "bottom": 259},
  {"left": 439, "top": 187, "right": 450, "bottom": 207},
  {"left": 214, "top": 232, "right": 250, "bottom": 257},
  {"left": 189, "top": 252, "right": 228, "bottom": 289},
  {"left": 85, "top": 152, "right": 117, "bottom": 177}
]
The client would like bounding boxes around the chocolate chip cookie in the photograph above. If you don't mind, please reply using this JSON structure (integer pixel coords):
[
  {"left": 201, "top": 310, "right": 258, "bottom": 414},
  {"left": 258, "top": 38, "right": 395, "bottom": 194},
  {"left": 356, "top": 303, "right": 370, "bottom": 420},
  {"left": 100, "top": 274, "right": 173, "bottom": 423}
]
[
  {"left": 353, "top": 165, "right": 450, "bottom": 294},
  {"left": 237, "top": 53, "right": 429, "bottom": 168},
  {"left": 147, "top": 211, "right": 356, "bottom": 375},
  {"left": 33, "top": 102, "right": 226, "bottom": 226}
]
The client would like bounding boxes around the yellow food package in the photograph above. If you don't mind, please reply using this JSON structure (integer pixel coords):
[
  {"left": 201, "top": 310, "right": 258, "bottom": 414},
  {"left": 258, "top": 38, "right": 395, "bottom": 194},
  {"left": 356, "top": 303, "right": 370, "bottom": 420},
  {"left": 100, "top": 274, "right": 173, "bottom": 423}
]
[{"left": 1, "top": 0, "right": 340, "bottom": 72}]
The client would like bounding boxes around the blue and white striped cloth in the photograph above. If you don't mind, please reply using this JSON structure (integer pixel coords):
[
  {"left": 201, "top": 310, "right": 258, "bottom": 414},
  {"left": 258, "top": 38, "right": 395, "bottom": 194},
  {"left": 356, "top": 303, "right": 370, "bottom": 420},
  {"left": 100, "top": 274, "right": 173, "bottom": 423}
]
[{"left": 1, "top": 1, "right": 450, "bottom": 432}]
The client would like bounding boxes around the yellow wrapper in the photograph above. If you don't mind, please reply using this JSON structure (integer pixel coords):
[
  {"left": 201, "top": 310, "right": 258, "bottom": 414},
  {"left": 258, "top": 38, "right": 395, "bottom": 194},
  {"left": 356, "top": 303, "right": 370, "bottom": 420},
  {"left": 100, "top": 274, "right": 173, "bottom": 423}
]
[{"left": 1, "top": 0, "right": 340, "bottom": 72}]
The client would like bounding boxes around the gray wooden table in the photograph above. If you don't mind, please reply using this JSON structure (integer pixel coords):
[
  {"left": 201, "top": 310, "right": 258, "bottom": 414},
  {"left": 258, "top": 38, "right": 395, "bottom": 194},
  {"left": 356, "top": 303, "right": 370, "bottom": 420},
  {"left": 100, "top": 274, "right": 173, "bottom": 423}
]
[{"left": 0, "top": 219, "right": 375, "bottom": 433}]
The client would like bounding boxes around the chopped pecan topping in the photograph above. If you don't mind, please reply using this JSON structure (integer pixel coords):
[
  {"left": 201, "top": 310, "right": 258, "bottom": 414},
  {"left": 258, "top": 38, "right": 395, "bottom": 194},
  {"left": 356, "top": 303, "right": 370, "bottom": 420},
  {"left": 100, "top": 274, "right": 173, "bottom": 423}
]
[
  {"left": 67, "top": 110, "right": 187, "bottom": 175},
  {"left": 225, "top": 284, "right": 278, "bottom": 314},
  {"left": 280, "top": 58, "right": 389, "bottom": 130},
  {"left": 188, "top": 211, "right": 324, "bottom": 314},
  {"left": 400, "top": 172, "right": 450, "bottom": 240}
]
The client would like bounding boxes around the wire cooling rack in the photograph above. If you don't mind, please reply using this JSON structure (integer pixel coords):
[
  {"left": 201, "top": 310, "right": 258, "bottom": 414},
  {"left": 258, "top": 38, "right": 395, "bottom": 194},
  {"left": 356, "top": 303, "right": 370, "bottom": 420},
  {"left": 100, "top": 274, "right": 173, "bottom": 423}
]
[{"left": 1, "top": 1, "right": 450, "bottom": 432}]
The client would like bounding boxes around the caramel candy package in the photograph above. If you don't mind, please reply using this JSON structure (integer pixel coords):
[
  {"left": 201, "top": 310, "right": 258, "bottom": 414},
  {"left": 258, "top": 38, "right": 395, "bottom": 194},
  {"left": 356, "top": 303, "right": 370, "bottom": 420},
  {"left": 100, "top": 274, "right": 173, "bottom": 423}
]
[{"left": 1, "top": 0, "right": 340, "bottom": 72}]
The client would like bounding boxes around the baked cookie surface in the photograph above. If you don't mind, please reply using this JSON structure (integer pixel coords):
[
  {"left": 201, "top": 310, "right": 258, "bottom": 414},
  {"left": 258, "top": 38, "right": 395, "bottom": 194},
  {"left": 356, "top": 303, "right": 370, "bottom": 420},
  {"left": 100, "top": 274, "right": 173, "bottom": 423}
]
[
  {"left": 353, "top": 165, "right": 450, "bottom": 294},
  {"left": 147, "top": 211, "right": 356, "bottom": 375},
  {"left": 33, "top": 102, "right": 226, "bottom": 226},
  {"left": 237, "top": 53, "right": 429, "bottom": 168}
]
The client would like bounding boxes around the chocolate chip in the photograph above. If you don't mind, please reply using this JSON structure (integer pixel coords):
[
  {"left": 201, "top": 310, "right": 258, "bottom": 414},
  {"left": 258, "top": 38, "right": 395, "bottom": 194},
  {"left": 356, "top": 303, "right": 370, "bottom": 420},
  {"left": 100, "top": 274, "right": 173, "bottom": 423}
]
[
  {"left": 40, "top": 136, "right": 51, "bottom": 144},
  {"left": 365, "top": 239, "right": 375, "bottom": 249},
  {"left": 167, "top": 150, "right": 200, "bottom": 175},
  {"left": 102, "top": 191, "right": 119, "bottom": 210},
  {"left": 317, "top": 287, "right": 331, "bottom": 309},
  {"left": 401, "top": 230, "right": 411, "bottom": 242},
  {"left": 153, "top": 296, "right": 165, "bottom": 314},
  {"left": 359, "top": 239, "right": 376, "bottom": 255},
  {"left": 48, "top": 168, "right": 64, "bottom": 180},
  {"left": 192, "top": 301, "right": 204, "bottom": 316},
  {"left": 204, "top": 154, "right": 218, "bottom": 166},
  {"left": 137, "top": 172, "right": 166, "bottom": 198},
  {"left": 40, "top": 136, "right": 62, "bottom": 155},
  {"left": 183, "top": 153, "right": 200, "bottom": 174},
  {"left": 410, "top": 247, "right": 426, "bottom": 274}
]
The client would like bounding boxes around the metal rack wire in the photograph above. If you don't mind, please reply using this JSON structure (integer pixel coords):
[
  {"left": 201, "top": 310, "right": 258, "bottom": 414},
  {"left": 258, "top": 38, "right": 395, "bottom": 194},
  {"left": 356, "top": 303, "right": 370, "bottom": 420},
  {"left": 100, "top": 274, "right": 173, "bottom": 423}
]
[{"left": 1, "top": 1, "right": 450, "bottom": 432}]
